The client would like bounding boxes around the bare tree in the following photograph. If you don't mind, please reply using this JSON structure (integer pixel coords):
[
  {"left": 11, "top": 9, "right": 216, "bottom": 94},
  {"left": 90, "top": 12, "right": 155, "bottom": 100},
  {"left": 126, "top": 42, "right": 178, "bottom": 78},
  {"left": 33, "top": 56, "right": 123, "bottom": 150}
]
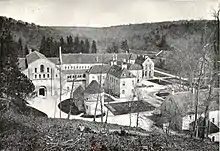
[{"left": 135, "top": 88, "right": 142, "bottom": 128}]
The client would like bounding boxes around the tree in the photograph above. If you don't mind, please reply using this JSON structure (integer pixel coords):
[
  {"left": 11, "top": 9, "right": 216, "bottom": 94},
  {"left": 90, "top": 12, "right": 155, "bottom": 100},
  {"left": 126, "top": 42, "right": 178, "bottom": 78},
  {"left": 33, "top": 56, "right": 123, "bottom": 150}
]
[
  {"left": 24, "top": 44, "right": 29, "bottom": 56},
  {"left": 74, "top": 35, "right": 80, "bottom": 53},
  {"left": 107, "top": 42, "right": 119, "bottom": 53},
  {"left": 39, "top": 36, "right": 46, "bottom": 55},
  {"left": 91, "top": 40, "right": 97, "bottom": 53},
  {"left": 79, "top": 40, "right": 85, "bottom": 53},
  {"left": 121, "top": 39, "right": 129, "bottom": 53},
  {"left": 0, "top": 31, "right": 35, "bottom": 101},
  {"left": 85, "top": 39, "right": 90, "bottom": 53},
  {"left": 18, "top": 37, "right": 23, "bottom": 57},
  {"left": 165, "top": 20, "right": 217, "bottom": 138},
  {"left": 67, "top": 35, "right": 73, "bottom": 47}
]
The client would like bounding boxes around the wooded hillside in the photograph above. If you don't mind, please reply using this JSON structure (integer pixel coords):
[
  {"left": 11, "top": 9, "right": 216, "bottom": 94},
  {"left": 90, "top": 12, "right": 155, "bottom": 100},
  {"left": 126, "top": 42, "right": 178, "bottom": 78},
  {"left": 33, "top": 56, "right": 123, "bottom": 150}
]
[{"left": 0, "top": 16, "right": 215, "bottom": 53}]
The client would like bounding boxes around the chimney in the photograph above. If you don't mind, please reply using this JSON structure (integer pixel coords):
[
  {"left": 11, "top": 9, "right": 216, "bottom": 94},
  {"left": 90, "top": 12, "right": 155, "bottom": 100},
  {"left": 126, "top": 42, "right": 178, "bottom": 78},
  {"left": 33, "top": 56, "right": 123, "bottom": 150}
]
[
  {"left": 113, "top": 60, "right": 117, "bottom": 65},
  {"left": 171, "top": 88, "right": 175, "bottom": 95},
  {"left": 192, "top": 87, "right": 196, "bottom": 94},
  {"left": 112, "top": 53, "right": 115, "bottom": 61},
  {"left": 59, "top": 46, "right": 62, "bottom": 64},
  {"left": 29, "top": 48, "right": 32, "bottom": 54},
  {"left": 110, "top": 60, "right": 114, "bottom": 66},
  {"left": 121, "top": 62, "right": 127, "bottom": 69}
]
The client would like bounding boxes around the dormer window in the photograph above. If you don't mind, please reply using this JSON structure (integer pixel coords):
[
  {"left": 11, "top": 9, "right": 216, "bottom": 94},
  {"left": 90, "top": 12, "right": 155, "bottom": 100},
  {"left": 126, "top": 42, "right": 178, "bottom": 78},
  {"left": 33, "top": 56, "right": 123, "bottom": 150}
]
[{"left": 212, "top": 118, "right": 215, "bottom": 123}]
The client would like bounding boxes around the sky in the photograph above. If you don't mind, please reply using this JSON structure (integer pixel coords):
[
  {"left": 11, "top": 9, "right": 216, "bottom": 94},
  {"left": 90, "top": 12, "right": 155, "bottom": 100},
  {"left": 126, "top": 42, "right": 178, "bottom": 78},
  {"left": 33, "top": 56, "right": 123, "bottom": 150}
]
[{"left": 0, "top": 0, "right": 219, "bottom": 27}]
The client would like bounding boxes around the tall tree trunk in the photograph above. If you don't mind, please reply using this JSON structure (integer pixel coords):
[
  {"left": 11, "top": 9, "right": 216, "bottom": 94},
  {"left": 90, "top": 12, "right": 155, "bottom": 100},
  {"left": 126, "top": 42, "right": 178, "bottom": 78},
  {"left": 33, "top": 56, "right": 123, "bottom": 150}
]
[
  {"left": 193, "top": 59, "right": 205, "bottom": 137},
  {"left": 93, "top": 94, "right": 99, "bottom": 122}
]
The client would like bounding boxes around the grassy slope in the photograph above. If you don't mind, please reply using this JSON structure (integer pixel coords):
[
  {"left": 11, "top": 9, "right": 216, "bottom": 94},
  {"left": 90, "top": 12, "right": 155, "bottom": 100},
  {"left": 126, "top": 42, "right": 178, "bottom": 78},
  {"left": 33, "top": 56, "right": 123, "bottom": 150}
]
[{"left": 0, "top": 99, "right": 218, "bottom": 151}]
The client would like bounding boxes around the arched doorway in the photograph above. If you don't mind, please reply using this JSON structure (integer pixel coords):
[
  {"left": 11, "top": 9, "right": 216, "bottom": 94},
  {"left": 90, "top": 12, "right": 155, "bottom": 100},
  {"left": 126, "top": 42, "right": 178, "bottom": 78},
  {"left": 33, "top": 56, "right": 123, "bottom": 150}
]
[{"left": 39, "top": 86, "right": 47, "bottom": 97}]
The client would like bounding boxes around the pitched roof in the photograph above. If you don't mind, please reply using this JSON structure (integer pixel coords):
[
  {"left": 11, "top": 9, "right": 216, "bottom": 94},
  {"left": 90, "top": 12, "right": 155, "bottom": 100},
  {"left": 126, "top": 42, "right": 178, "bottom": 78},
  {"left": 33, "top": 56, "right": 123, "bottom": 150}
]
[
  {"left": 108, "top": 65, "right": 135, "bottom": 78},
  {"left": 18, "top": 58, "right": 26, "bottom": 71},
  {"left": 84, "top": 80, "right": 104, "bottom": 94},
  {"left": 87, "top": 64, "right": 111, "bottom": 74},
  {"left": 72, "top": 85, "right": 84, "bottom": 99},
  {"left": 48, "top": 57, "right": 60, "bottom": 65},
  {"left": 61, "top": 53, "right": 137, "bottom": 64},
  {"left": 190, "top": 116, "right": 220, "bottom": 134},
  {"left": 128, "top": 63, "right": 142, "bottom": 70},
  {"left": 164, "top": 88, "right": 220, "bottom": 116},
  {"left": 62, "top": 69, "right": 88, "bottom": 75},
  {"left": 26, "top": 51, "right": 47, "bottom": 64}
]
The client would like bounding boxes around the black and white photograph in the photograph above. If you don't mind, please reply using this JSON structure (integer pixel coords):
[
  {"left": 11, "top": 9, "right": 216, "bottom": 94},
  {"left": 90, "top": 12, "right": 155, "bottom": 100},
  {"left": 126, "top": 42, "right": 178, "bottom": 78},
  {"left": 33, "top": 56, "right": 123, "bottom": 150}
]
[{"left": 0, "top": 0, "right": 219, "bottom": 150}]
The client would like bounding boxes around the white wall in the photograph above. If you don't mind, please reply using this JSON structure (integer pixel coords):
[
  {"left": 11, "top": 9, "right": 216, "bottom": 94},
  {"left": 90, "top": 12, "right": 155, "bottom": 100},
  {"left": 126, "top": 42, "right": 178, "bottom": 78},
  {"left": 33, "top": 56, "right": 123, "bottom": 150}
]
[
  {"left": 61, "top": 63, "right": 102, "bottom": 70},
  {"left": 119, "top": 78, "right": 136, "bottom": 98},
  {"left": 84, "top": 92, "right": 105, "bottom": 115},
  {"left": 106, "top": 74, "right": 120, "bottom": 97},
  {"left": 182, "top": 110, "right": 220, "bottom": 132},
  {"left": 23, "top": 59, "right": 62, "bottom": 96},
  {"left": 142, "top": 57, "right": 154, "bottom": 79},
  {"left": 86, "top": 73, "right": 107, "bottom": 87},
  {"left": 208, "top": 132, "right": 220, "bottom": 142},
  {"left": 129, "top": 69, "right": 142, "bottom": 83}
]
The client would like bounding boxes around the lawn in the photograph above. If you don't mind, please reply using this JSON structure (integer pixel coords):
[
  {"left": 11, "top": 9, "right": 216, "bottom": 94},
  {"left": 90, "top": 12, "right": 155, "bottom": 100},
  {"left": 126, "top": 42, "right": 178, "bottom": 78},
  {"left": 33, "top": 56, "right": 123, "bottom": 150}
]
[
  {"left": 105, "top": 100, "right": 155, "bottom": 115},
  {"left": 58, "top": 98, "right": 84, "bottom": 115}
]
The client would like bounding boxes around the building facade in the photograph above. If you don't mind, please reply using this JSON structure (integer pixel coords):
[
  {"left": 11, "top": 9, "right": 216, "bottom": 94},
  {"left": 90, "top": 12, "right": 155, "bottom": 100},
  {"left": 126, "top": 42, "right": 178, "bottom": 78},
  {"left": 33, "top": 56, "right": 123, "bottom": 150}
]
[{"left": 19, "top": 51, "right": 62, "bottom": 97}]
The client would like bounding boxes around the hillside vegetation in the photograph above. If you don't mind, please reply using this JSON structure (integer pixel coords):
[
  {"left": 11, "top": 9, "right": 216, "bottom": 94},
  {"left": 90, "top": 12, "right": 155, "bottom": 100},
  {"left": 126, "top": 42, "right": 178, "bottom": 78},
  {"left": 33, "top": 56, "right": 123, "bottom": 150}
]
[
  {"left": 0, "top": 98, "right": 218, "bottom": 151},
  {"left": 0, "top": 16, "right": 215, "bottom": 53}
]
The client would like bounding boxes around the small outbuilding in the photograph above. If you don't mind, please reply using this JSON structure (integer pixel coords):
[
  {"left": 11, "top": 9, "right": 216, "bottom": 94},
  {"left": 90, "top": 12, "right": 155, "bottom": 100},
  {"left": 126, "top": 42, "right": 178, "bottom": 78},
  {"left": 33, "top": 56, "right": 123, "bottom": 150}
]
[{"left": 83, "top": 80, "right": 105, "bottom": 116}]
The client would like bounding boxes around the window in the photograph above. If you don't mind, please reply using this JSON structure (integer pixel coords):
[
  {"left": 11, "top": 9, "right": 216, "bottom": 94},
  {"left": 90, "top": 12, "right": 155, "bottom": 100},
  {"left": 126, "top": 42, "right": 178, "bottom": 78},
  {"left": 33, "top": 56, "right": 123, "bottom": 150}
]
[
  {"left": 122, "top": 81, "right": 125, "bottom": 86},
  {"left": 40, "top": 65, "right": 45, "bottom": 72},
  {"left": 212, "top": 136, "right": 215, "bottom": 142},
  {"left": 122, "top": 90, "right": 125, "bottom": 94},
  {"left": 189, "top": 115, "right": 192, "bottom": 119},
  {"left": 47, "top": 67, "right": 49, "bottom": 72},
  {"left": 39, "top": 74, "right": 41, "bottom": 79},
  {"left": 35, "top": 68, "right": 37, "bottom": 73},
  {"left": 47, "top": 74, "right": 50, "bottom": 78},
  {"left": 35, "top": 74, "right": 37, "bottom": 79},
  {"left": 43, "top": 74, "right": 45, "bottom": 78},
  {"left": 92, "top": 76, "right": 95, "bottom": 79},
  {"left": 212, "top": 118, "right": 215, "bottom": 123},
  {"left": 132, "top": 80, "right": 134, "bottom": 86},
  {"left": 56, "top": 74, "right": 58, "bottom": 78}
]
